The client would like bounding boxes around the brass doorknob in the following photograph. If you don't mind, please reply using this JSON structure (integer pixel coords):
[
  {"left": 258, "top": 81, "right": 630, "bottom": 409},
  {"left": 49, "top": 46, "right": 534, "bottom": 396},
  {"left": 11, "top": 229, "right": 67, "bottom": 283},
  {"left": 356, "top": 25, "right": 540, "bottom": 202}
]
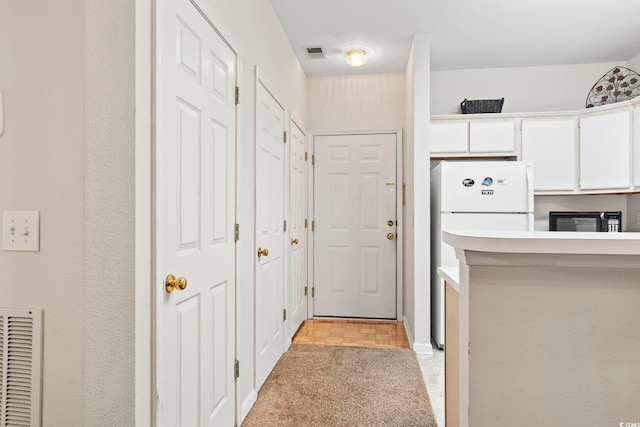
[
  {"left": 165, "top": 274, "right": 187, "bottom": 293},
  {"left": 257, "top": 247, "right": 269, "bottom": 258},
  {"left": 291, "top": 238, "right": 299, "bottom": 245},
  {"left": 387, "top": 233, "right": 394, "bottom": 240}
]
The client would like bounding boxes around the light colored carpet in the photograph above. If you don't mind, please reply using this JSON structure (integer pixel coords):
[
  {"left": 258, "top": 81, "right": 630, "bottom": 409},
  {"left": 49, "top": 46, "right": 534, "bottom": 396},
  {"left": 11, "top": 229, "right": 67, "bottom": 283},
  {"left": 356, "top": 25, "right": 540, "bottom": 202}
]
[{"left": 241, "top": 344, "right": 437, "bottom": 427}]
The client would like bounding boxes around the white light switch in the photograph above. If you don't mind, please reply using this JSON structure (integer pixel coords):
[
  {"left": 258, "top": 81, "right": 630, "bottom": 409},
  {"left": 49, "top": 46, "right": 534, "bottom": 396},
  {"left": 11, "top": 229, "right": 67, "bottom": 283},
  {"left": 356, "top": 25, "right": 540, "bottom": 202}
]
[{"left": 2, "top": 210, "right": 40, "bottom": 252}]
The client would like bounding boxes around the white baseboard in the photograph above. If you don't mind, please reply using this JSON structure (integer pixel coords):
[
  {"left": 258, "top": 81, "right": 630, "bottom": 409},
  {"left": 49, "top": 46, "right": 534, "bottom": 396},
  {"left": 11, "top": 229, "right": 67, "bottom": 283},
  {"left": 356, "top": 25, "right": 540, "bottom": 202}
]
[
  {"left": 239, "top": 389, "right": 257, "bottom": 423},
  {"left": 403, "top": 315, "right": 433, "bottom": 354}
]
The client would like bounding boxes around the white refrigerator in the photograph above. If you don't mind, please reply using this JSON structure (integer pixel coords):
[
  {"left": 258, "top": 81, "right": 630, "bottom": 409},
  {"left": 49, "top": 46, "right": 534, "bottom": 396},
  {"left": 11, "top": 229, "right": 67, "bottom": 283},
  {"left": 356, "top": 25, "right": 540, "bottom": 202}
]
[{"left": 430, "top": 160, "right": 534, "bottom": 349}]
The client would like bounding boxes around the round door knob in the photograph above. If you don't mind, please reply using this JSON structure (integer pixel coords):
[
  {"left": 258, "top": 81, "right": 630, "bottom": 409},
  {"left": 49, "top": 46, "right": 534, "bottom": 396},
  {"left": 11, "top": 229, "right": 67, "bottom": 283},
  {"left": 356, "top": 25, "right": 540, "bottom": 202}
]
[
  {"left": 165, "top": 274, "right": 187, "bottom": 293},
  {"left": 291, "top": 238, "right": 299, "bottom": 245},
  {"left": 257, "top": 247, "right": 269, "bottom": 258},
  {"left": 387, "top": 233, "right": 394, "bottom": 240}
]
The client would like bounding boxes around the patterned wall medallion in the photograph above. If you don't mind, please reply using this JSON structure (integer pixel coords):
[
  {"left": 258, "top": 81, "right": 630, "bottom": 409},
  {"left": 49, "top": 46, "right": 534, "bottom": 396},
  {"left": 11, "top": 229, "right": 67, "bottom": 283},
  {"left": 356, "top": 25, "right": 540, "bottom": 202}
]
[{"left": 586, "top": 66, "right": 640, "bottom": 108}]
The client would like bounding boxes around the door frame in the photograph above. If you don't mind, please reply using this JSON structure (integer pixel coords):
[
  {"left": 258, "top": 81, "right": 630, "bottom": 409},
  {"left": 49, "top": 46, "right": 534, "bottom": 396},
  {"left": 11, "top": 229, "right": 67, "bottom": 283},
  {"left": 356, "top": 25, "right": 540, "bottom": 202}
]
[{"left": 307, "top": 129, "right": 404, "bottom": 321}]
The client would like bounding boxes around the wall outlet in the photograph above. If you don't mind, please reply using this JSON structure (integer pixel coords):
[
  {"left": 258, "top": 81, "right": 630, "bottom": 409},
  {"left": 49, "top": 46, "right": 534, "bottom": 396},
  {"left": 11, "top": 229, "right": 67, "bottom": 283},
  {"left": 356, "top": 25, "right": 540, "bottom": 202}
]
[{"left": 2, "top": 210, "right": 40, "bottom": 252}]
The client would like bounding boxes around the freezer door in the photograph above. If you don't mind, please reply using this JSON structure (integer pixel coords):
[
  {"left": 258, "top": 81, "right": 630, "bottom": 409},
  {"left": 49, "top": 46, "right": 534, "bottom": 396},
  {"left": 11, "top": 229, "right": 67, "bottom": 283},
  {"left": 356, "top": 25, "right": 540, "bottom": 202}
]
[{"left": 440, "top": 161, "right": 533, "bottom": 213}]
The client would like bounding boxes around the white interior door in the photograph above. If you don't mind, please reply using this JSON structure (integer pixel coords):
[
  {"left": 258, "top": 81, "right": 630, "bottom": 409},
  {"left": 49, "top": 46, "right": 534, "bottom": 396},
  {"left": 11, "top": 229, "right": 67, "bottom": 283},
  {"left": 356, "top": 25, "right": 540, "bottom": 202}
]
[
  {"left": 155, "top": 0, "right": 236, "bottom": 425},
  {"left": 289, "top": 120, "right": 308, "bottom": 337},
  {"left": 313, "top": 133, "right": 397, "bottom": 319},
  {"left": 255, "top": 77, "right": 285, "bottom": 389}
]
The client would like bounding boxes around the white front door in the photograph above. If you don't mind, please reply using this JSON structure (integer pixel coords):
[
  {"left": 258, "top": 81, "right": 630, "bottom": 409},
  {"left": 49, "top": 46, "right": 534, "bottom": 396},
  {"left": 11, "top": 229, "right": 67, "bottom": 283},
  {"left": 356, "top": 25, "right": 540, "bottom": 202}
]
[
  {"left": 313, "top": 133, "right": 397, "bottom": 319},
  {"left": 155, "top": 0, "right": 236, "bottom": 425},
  {"left": 289, "top": 120, "right": 308, "bottom": 337},
  {"left": 255, "top": 77, "right": 285, "bottom": 390}
]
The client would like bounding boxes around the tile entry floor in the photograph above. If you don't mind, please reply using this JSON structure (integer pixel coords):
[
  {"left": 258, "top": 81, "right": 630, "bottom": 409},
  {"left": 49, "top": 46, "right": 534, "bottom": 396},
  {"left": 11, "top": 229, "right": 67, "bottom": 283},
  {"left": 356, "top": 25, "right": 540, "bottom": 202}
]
[{"left": 292, "top": 319, "right": 445, "bottom": 426}]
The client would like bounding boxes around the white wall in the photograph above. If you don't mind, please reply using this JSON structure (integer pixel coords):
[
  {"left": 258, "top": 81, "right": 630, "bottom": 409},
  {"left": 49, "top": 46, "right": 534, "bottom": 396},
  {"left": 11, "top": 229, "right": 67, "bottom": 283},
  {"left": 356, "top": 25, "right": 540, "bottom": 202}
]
[
  {"left": 431, "top": 61, "right": 624, "bottom": 115},
  {"left": 306, "top": 73, "right": 405, "bottom": 130},
  {"left": 0, "top": 2, "right": 85, "bottom": 425},
  {"left": 627, "top": 52, "right": 640, "bottom": 73},
  {"left": 403, "top": 34, "right": 432, "bottom": 353},
  {"left": 204, "top": 0, "right": 307, "bottom": 421}
]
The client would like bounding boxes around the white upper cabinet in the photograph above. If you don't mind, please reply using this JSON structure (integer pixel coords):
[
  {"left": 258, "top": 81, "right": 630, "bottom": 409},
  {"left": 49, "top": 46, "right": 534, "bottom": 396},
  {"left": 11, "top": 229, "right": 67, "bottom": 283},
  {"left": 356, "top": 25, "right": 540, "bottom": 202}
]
[
  {"left": 469, "top": 121, "right": 515, "bottom": 153},
  {"left": 635, "top": 107, "right": 640, "bottom": 187},
  {"left": 579, "top": 110, "right": 630, "bottom": 191},
  {"left": 521, "top": 119, "right": 576, "bottom": 191},
  {"left": 430, "top": 122, "right": 468, "bottom": 153}
]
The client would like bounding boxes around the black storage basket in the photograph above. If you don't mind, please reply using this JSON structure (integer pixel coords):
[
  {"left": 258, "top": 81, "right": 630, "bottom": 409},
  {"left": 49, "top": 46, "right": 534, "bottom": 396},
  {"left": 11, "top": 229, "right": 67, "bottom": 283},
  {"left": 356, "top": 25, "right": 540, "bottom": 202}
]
[{"left": 460, "top": 98, "right": 504, "bottom": 114}]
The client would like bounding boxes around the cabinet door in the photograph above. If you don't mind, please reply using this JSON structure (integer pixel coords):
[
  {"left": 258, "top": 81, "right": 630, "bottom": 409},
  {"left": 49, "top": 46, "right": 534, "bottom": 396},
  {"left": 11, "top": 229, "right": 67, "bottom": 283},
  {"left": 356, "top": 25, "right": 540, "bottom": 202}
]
[
  {"left": 579, "top": 111, "right": 630, "bottom": 191},
  {"left": 430, "top": 122, "right": 468, "bottom": 153},
  {"left": 521, "top": 119, "right": 576, "bottom": 191},
  {"left": 634, "top": 107, "right": 640, "bottom": 187},
  {"left": 469, "top": 121, "right": 515, "bottom": 153}
]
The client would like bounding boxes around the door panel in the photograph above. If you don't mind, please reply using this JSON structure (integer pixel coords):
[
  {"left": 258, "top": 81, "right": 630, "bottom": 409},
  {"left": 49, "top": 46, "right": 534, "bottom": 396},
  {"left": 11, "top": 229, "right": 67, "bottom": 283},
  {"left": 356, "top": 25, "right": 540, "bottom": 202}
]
[
  {"left": 255, "top": 79, "right": 285, "bottom": 390},
  {"left": 156, "top": 0, "right": 236, "bottom": 425},
  {"left": 289, "top": 120, "right": 308, "bottom": 336},
  {"left": 313, "top": 133, "right": 397, "bottom": 319}
]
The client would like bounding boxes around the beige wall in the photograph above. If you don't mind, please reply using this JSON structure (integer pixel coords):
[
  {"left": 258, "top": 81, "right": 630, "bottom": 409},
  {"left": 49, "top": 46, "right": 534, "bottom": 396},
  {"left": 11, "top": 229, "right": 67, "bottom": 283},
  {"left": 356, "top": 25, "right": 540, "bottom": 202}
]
[
  {"left": 84, "top": 0, "right": 136, "bottom": 425},
  {"left": 0, "top": 2, "right": 85, "bottom": 425},
  {"left": 431, "top": 61, "right": 624, "bottom": 114},
  {"left": 306, "top": 73, "right": 405, "bottom": 131}
]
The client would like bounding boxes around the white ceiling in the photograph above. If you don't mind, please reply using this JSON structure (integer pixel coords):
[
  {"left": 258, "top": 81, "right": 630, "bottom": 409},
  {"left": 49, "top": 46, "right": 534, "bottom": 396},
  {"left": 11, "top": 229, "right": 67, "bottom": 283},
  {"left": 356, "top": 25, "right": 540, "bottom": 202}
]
[{"left": 269, "top": 0, "right": 640, "bottom": 77}]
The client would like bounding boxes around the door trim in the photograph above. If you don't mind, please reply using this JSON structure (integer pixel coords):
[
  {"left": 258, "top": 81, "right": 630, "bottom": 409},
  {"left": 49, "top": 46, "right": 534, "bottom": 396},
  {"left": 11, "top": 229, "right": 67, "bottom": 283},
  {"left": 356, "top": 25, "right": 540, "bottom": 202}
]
[{"left": 307, "top": 129, "right": 403, "bottom": 321}]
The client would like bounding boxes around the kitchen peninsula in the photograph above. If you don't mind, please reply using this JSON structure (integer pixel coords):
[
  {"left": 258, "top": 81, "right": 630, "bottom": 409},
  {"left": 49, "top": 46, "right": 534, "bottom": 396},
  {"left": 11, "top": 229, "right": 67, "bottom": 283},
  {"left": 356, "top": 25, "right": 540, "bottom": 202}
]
[{"left": 441, "top": 230, "right": 640, "bottom": 427}]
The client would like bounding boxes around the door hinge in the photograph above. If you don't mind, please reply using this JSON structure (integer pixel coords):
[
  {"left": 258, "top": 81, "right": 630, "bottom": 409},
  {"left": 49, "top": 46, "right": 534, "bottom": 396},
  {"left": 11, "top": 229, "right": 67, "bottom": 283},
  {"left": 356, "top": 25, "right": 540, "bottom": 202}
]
[
  {"left": 284, "top": 219, "right": 287, "bottom": 232},
  {"left": 305, "top": 151, "right": 308, "bottom": 161},
  {"left": 284, "top": 131, "right": 287, "bottom": 143},
  {"left": 312, "top": 220, "right": 315, "bottom": 231},
  {"left": 283, "top": 309, "right": 287, "bottom": 321},
  {"left": 234, "top": 360, "right": 240, "bottom": 379},
  {"left": 235, "top": 86, "right": 240, "bottom": 105},
  {"left": 304, "top": 286, "right": 308, "bottom": 296},
  {"left": 235, "top": 223, "right": 240, "bottom": 241},
  {"left": 312, "top": 287, "right": 315, "bottom": 298},
  {"left": 304, "top": 219, "right": 308, "bottom": 229},
  {"left": 312, "top": 154, "right": 315, "bottom": 165}
]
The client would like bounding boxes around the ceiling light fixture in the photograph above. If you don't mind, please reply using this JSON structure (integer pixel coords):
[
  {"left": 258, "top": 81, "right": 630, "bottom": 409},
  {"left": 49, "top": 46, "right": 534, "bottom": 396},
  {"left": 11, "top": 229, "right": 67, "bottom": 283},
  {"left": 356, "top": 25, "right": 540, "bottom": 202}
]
[{"left": 346, "top": 49, "right": 367, "bottom": 67}]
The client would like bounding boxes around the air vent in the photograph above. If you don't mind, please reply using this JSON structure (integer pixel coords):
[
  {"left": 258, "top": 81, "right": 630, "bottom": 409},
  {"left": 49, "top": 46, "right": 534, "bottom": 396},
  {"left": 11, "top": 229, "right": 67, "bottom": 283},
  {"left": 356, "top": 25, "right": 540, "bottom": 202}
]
[
  {"left": 1, "top": 308, "right": 43, "bottom": 427},
  {"left": 305, "top": 46, "right": 326, "bottom": 59}
]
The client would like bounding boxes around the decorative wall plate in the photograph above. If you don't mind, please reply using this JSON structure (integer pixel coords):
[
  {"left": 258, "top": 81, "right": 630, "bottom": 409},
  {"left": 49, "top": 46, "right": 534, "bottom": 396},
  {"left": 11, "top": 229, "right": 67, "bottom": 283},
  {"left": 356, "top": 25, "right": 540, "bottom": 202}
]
[{"left": 586, "top": 66, "right": 640, "bottom": 108}]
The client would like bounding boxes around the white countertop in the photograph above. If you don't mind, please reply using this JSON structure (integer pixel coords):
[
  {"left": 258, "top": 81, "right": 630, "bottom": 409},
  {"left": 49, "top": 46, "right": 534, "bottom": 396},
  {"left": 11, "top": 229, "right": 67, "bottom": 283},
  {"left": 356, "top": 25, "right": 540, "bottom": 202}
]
[{"left": 442, "top": 230, "right": 640, "bottom": 256}]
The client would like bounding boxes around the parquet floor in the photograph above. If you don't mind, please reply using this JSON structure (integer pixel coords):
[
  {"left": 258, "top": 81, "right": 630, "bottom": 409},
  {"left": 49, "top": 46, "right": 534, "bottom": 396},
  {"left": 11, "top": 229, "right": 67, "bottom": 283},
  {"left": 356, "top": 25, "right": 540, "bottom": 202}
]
[{"left": 291, "top": 318, "right": 411, "bottom": 349}]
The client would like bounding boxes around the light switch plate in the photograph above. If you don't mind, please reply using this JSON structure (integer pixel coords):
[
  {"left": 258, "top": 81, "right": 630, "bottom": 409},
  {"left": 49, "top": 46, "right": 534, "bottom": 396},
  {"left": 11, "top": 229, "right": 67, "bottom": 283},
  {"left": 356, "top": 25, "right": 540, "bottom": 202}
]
[
  {"left": 2, "top": 210, "right": 40, "bottom": 252},
  {"left": 637, "top": 211, "right": 640, "bottom": 225}
]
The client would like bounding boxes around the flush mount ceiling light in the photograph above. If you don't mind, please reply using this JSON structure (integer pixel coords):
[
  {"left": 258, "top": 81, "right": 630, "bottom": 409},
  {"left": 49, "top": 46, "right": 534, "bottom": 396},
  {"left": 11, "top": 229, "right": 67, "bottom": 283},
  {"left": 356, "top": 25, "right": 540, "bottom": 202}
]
[{"left": 346, "top": 49, "right": 368, "bottom": 67}]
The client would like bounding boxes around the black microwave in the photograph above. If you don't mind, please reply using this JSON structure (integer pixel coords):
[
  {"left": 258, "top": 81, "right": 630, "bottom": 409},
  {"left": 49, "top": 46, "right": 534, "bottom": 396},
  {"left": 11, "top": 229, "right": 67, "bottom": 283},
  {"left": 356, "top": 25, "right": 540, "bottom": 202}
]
[{"left": 549, "top": 211, "right": 622, "bottom": 232}]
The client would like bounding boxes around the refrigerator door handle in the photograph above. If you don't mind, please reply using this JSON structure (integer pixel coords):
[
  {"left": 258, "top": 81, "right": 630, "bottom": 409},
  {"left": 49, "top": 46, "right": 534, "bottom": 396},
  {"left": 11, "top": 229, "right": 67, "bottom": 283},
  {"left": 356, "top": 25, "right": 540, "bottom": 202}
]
[{"left": 525, "top": 161, "right": 535, "bottom": 230}]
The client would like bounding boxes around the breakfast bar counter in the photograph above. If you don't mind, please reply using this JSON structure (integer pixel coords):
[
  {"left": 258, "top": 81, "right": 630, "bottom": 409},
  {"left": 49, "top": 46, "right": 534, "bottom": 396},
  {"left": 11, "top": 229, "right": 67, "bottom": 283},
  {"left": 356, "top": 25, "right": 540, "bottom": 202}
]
[{"left": 441, "top": 230, "right": 640, "bottom": 427}]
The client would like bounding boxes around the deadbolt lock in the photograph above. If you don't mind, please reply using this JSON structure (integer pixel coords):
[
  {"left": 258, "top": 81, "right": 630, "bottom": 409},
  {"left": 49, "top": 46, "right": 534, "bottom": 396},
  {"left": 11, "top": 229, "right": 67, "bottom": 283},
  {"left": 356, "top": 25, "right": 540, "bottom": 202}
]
[{"left": 387, "top": 220, "right": 394, "bottom": 226}]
